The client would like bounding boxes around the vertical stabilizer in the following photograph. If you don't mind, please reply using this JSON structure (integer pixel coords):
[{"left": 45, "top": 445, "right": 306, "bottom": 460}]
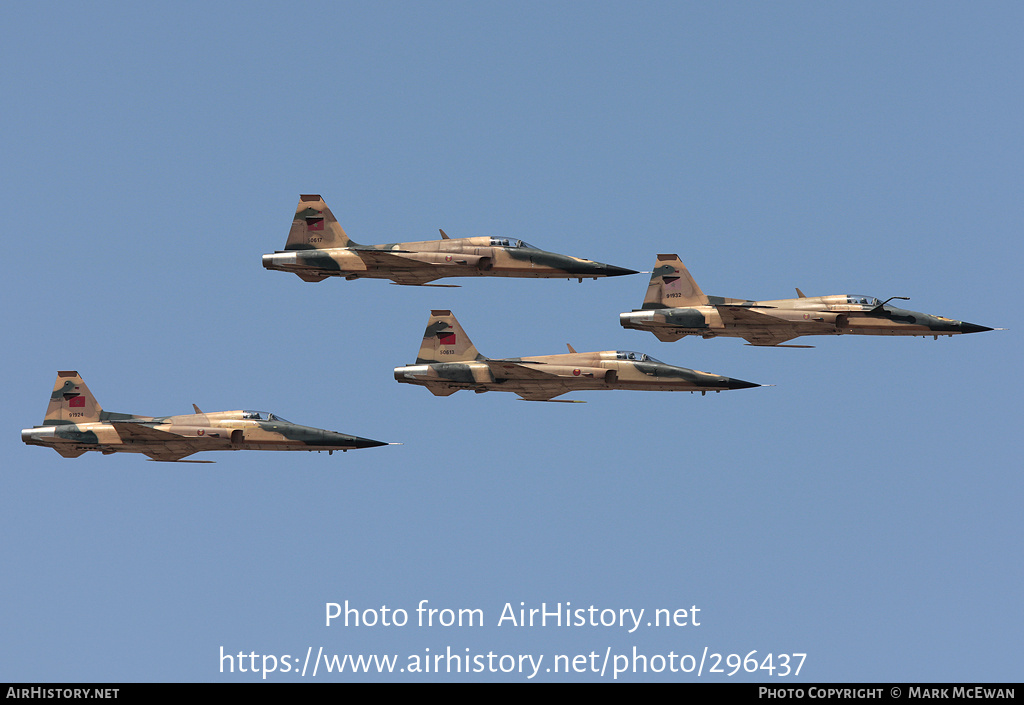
[
  {"left": 45, "top": 371, "right": 102, "bottom": 425},
  {"left": 642, "top": 254, "right": 709, "bottom": 309},
  {"left": 416, "top": 311, "right": 484, "bottom": 363},
  {"left": 284, "top": 195, "right": 357, "bottom": 250}
]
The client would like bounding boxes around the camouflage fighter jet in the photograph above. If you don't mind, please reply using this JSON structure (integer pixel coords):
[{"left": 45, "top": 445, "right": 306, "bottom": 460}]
[
  {"left": 620, "top": 254, "right": 996, "bottom": 347},
  {"left": 262, "top": 195, "right": 638, "bottom": 286},
  {"left": 21, "top": 371, "right": 393, "bottom": 462},
  {"left": 394, "top": 310, "right": 762, "bottom": 402}
]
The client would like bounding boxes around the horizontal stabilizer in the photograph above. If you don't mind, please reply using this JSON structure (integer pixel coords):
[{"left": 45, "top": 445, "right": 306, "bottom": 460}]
[{"left": 651, "top": 329, "right": 690, "bottom": 342}]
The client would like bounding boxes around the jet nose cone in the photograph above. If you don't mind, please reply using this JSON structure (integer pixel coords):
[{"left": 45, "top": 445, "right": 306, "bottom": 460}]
[
  {"left": 570, "top": 260, "right": 638, "bottom": 277},
  {"left": 725, "top": 378, "right": 761, "bottom": 390},
  {"left": 959, "top": 322, "right": 993, "bottom": 334},
  {"left": 601, "top": 264, "right": 640, "bottom": 277},
  {"left": 320, "top": 430, "right": 391, "bottom": 450},
  {"left": 339, "top": 433, "right": 390, "bottom": 449}
]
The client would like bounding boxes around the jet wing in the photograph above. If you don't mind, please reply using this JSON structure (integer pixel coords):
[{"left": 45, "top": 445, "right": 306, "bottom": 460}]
[
  {"left": 349, "top": 248, "right": 422, "bottom": 268},
  {"left": 740, "top": 331, "right": 803, "bottom": 346},
  {"left": 144, "top": 450, "right": 202, "bottom": 462},
  {"left": 111, "top": 422, "right": 185, "bottom": 442},
  {"left": 717, "top": 305, "right": 788, "bottom": 326},
  {"left": 483, "top": 360, "right": 562, "bottom": 381},
  {"left": 515, "top": 388, "right": 574, "bottom": 402},
  {"left": 716, "top": 306, "right": 802, "bottom": 346},
  {"left": 387, "top": 273, "right": 446, "bottom": 286},
  {"left": 483, "top": 361, "right": 578, "bottom": 401},
  {"left": 349, "top": 249, "right": 449, "bottom": 286},
  {"left": 111, "top": 422, "right": 227, "bottom": 460}
]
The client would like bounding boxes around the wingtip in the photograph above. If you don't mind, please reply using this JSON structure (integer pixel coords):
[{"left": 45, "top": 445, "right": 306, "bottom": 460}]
[
  {"left": 516, "top": 398, "right": 587, "bottom": 403},
  {"left": 145, "top": 459, "right": 216, "bottom": 463},
  {"left": 388, "top": 282, "right": 462, "bottom": 288}
]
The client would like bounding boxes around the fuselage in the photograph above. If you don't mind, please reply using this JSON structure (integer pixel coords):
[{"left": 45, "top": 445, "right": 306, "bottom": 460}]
[
  {"left": 620, "top": 294, "right": 992, "bottom": 343},
  {"left": 395, "top": 350, "right": 759, "bottom": 398},
  {"left": 22, "top": 409, "right": 387, "bottom": 459},
  {"left": 263, "top": 236, "right": 637, "bottom": 282}
]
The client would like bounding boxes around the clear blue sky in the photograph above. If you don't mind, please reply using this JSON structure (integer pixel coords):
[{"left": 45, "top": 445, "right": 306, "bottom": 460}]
[{"left": 2, "top": 1, "right": 1019, "bottom": 682}]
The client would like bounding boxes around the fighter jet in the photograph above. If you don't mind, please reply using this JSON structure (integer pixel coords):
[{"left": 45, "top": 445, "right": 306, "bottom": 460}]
[
  {"left": 394, "top": 310, "right": 761, "bottom": 401},
  {"left": 620, "top": 254, "right": 996, "bottom": 347},
  {"left": 262, "top": 195, "right": 638, "bottom": 286},
  {"left": 21, "top": 371, "right": 393, "bottom": 462}
]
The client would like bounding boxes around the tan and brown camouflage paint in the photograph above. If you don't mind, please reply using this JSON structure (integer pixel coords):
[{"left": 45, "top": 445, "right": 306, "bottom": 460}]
[
  {"left": 23, "top": 372, "right": 390, "bottom": 461},
  {"left": 395, "top": 312, "right": 760, "bottom": 401},
  {"left": 622, "top": 254, "right": 993, "bottom": 346},
  {"left": 264, "top": 195, "right": 637, "bottom": 285}
]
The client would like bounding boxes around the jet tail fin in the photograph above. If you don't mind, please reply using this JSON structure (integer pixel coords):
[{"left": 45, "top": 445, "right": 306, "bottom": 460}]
[
  {"left": 284, "top": 194, "right": 358, "bottom": 250},
  {"left": 416, "top": 310, "right": 485, "bottom": 363},
  {"left": 641, "top": 254, "right": 709, "bottom": 309},
  {"left": 45, "top": 371, "right": 102, "bottom": 425}
]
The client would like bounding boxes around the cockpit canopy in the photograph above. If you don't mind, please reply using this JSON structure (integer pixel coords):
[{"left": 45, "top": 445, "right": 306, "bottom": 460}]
[
  {"left": 616, "top": 351, "right": 664, "bottom": 364},
  {"left": 242, "top": 410, "right": 291, "bottom": 423},
  {"left": 846, "top": 295, "right": 881, "bottom": 307},
  {"left": 490, "top": 237, "right": 537, "bottom": 249}
]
